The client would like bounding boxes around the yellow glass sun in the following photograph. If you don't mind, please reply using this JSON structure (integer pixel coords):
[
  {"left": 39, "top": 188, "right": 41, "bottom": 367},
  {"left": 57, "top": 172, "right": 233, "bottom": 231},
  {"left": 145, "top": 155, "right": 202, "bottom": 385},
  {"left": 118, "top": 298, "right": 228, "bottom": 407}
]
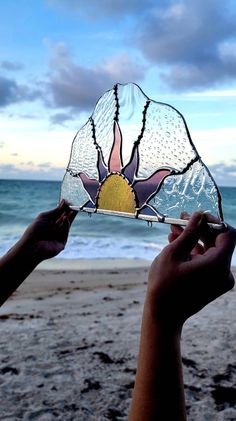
[{"left": 97, "top": 173, "right": 136, "bottom": 213}]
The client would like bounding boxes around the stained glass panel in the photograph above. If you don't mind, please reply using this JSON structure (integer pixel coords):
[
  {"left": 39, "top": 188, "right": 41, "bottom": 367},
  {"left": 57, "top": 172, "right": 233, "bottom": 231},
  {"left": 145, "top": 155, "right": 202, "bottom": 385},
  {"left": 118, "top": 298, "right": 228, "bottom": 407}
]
[{"left": 61, "top": 83, "right": 223, "bottom": 226}]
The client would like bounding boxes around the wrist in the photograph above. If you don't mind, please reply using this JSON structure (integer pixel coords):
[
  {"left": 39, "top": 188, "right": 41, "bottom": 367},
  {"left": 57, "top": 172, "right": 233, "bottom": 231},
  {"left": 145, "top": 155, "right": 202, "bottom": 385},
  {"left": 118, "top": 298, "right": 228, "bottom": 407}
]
[
  {"left": 9, "top": 237, "right": 44, "bottom": 266},
  {"left": 144, "top": 293, "right": 183, "bottom": 339}
]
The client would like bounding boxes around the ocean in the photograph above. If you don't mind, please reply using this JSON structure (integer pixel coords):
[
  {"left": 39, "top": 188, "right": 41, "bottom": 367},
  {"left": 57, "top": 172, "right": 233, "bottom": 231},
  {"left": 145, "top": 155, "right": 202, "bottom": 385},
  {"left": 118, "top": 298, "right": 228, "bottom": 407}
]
[{"left": 0, "top": 179, "right": 236, "bottom": 265}]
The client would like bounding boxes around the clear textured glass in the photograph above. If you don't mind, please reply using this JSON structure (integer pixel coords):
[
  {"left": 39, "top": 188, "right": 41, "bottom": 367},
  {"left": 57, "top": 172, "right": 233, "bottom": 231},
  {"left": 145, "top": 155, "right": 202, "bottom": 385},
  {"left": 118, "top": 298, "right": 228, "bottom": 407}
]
[
  {"left": 149, "top": 161, "right": 220, "bottom": 219},
  {"left": 61, "top": 83, "right": 223, "bottom": 223}
]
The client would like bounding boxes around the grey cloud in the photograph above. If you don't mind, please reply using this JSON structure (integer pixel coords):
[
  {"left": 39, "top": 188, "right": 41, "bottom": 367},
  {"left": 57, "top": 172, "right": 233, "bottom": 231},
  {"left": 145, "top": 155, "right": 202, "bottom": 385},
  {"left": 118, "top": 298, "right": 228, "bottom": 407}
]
[
  {"left": 19, "top": 161, "right": 34, "bottom": 166},
  {"left": 0, "top": 61, "right": 23, "bottom": 71},
  {"left": 0, "top": 142, "right": 4, "bottom": 148},
  {"left": 209, "top": 162, "right": 236, "bottom": 187},
  {"left": 48, "top": 44, "right": 146, "bottom": 110},
  {"left": 50, "top": 112, "right": 75, "bottom": 125},
  {"left": 11, "top": 153, "right": 19, "bottom": 156},
  {"left": 48, "top": 1, "right": 236, "bottom": 91},
  {"left": 0, "top": 76, "right": 42, "bottom": 107},
  {"left": 133, "top": 0, "right": 236, "bottom": 90},
  {"left": 18, "top": 113, "right": 37, "bottom": 119},
  {"left": 46, "top": 0, "right": 151, "bottom": 19},
  {"left": 0, "top": 163, "right": 23, "bottom": 178},
  {"left": 0, "top": 163, "right": 64, "bottom": 180},
  {"left": 38, "top": 162, "right": 52, "bottom": 168},
  {"left": 0, "top": 77, "right": 24, "bottom": 106},
  {"left": 160, "top": 61, "right": 236, "bottom": 90}
]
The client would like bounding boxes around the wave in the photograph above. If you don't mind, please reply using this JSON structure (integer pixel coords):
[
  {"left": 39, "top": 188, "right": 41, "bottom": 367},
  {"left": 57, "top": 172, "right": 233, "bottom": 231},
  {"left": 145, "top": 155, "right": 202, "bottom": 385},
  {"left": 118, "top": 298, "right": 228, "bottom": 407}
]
[
  {"left": 58, "top": 236, "right": 166, "bottom": 260},
  {"left": 1, "top": 231, "right": 236, "bottom": 266}
]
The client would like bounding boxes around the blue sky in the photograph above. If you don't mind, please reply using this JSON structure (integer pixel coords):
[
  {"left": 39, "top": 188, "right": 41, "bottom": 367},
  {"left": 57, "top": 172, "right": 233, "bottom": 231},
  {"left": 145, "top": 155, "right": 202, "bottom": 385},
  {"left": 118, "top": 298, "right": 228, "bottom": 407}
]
[{"left": 0, "top": 0, "right": 236, "bottom": 186}]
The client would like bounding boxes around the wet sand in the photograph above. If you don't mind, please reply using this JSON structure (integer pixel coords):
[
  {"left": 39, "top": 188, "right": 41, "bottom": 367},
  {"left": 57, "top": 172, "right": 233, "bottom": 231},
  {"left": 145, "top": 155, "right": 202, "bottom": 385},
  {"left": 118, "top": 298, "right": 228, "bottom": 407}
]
[{"left": 0, "top": 259, "right": 235, "bottom": 420}]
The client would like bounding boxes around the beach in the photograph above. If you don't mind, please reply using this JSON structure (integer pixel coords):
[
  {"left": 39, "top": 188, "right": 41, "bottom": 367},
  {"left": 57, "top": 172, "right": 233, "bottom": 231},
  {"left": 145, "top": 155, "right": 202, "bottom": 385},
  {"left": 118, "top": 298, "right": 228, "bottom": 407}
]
[{"left": 0, "top": 259, "right": 235, "bottom": 421}]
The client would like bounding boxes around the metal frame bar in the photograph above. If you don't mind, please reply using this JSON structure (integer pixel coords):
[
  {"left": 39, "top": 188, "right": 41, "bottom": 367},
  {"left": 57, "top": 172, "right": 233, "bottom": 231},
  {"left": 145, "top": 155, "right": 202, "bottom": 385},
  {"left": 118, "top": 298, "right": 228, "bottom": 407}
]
[{"left": 69, "top": 206, "right": 224, "bottom": 230}]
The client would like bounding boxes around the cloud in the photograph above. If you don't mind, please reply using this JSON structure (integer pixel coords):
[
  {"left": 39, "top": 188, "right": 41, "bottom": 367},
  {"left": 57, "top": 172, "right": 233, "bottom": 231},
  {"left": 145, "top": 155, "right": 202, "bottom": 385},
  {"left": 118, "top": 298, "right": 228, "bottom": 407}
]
[
  {"left": 0, "top": 162, "right": 64, "bottom": 180},
  {"left": 50, "top": 112, "right": 75, "bottom": 125},
  {"left": 17, "top": 113, "right": 38, "bottom": 119},
  {"left": 47, "top": 43, "right": 146, "bottom": 110},
  {"left": 133, "top": 0, "right": 236, "bottom": 90},
  {"left": 0, "top": 76, "right": 42, "bottom": 107},
  {"left": 38, "top": 162, "right": 53, "bottom": 168},
  {"left": 209, "top": 161, "right": 236, "bottom": 187},
  {"left": 0, "top": 61, "right": 23, "bottom": 71},
  {"left": 20, "top": 161, "right": 34, "bottom": 166},
  {"left": 46, "top": 0, "right": 151, "bottom": 19},
  {"left": 0, "top": 163, "right": 18, "bottom": 173},
  {"left": 48, "top": 1, "right": 236, "bottom": 91}
]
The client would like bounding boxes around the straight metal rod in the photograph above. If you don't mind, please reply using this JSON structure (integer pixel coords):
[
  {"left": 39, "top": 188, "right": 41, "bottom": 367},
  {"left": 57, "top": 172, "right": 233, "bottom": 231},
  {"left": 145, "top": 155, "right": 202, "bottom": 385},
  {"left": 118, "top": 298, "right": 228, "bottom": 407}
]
[{"left": 70, "top": 206, "right": 224, "bottom": 230}]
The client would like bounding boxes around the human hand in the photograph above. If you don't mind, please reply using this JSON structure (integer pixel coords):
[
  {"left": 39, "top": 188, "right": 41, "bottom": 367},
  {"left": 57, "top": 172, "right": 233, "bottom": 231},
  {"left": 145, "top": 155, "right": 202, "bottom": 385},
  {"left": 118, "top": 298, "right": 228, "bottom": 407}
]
[
  {"left": 18, "top": 200, "right": 77, "bottom": 260},
  {"left": 147, "top": 212, "right": 235, "bottom": 332}
]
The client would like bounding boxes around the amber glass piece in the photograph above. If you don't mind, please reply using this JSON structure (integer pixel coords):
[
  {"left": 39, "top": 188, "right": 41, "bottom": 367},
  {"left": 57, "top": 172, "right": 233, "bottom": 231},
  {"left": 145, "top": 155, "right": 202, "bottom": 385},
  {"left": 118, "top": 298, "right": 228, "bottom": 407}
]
[{"left": 97, "top": 174, "right": 136, "bottom": 214}]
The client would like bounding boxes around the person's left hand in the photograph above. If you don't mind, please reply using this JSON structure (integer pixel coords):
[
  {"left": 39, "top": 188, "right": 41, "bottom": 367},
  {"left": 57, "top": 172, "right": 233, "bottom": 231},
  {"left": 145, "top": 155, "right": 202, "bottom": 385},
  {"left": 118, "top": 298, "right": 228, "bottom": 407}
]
[{"left": 19, "top": 200, "right": 77, "bottom": 259}]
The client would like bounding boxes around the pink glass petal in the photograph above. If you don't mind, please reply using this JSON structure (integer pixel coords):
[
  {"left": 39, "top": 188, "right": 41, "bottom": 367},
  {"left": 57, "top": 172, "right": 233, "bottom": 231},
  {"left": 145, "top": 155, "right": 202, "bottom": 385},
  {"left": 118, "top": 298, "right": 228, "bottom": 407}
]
[
  {"left": 97, "top": 149, "right": 108, "bottom": 181},
  {"left": 79, "top": 173, "right": 100, "bottom": 204},
  {"left": 122, "top": 142, "right": 138, "bottom": 183},
  {"left": 108, "top": 121, "right": 123, "bottom": 172},
  {"left": 133, "top": 169, "right": 171, "bottom": 208}
]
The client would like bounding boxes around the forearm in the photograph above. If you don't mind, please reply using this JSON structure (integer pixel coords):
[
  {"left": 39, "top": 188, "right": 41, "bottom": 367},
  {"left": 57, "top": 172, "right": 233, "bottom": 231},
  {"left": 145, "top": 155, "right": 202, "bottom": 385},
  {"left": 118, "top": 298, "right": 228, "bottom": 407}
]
[
  {"left": 129, "top": 299, "right": 186, "bottom": 421},
  {"left": 0, "top": 239, "right": 42, "bottom": 306}
]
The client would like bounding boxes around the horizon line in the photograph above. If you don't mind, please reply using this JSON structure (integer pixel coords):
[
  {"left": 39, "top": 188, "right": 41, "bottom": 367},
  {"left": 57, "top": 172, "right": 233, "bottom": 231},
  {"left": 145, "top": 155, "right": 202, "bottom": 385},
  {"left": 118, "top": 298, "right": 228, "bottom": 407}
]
[{"left": 0, "top": 177, "right": 234, "bottom": 189}]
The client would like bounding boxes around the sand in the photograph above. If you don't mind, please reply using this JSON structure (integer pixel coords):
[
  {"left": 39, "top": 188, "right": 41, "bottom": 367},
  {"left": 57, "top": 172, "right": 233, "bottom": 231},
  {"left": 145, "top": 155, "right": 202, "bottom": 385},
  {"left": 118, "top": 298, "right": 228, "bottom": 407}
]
[{"left": 0, "top": 259, "right": 235, "bottom": 421}]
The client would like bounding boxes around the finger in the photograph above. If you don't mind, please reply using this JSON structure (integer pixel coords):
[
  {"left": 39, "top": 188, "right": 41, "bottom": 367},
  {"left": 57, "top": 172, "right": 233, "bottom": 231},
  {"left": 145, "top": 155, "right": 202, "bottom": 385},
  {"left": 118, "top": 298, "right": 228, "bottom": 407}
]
[
  {"left": 57, "top": 215, "right": 71, "bottom": 242},
  {"left": 67, "top": 209, "right": 78, "bottom": 224},
  {"left": 40, "top": 200, "right": 68, "bottom": 219},
  {"left": 56, "top": 209, "right": 77, "bottom": 227},
  {"left": 198, "top": 213, "right": 221, "bottom": 251},
  {"left": 168, "top": 232, "right": 178, "bottom": 243},
  {"left": 56, "top": 210, "right": 77, "bottom": 236},
  {"left": 168, "top": 225, "right": 183, "bottom": 243},
  {"left": 185, "top": 224, "right": 236, "bottom": 273},
  {"left": 227, "top": 271, "right": 235, "bottom": 290},
  {"left": 170, "top": 212, "right": 204, "bottom": 256},
  {"left": 203, "top": 213, "right": 221, "bottom": 224},
  {"left": 170, "top": 224, "right": 183, "bottom": 236},
  {"left": 168, "top": 232, "right": 205, "bottom": 256},
  {"left": 191, "top": 242, "right": 205, "bottom": 256},
  {"left": 179, "top": 211, "right": 204, "bottom": 254},
  {"left": 213, "top": 225, "right": 236, "bottom": 264},
  {"left": 199, "top": 222, "right": 236, "bottom": 266},
  {"left": 180, "top": 211, "right": 190, "bottom": 220},
  {"left": 170, "top": 213, "right": 210, "bottom": 256}
]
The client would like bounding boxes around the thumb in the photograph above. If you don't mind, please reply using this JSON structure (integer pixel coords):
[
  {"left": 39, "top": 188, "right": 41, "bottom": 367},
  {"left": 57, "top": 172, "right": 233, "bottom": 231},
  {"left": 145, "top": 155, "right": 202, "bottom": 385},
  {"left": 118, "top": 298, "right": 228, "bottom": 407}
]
[
  {"left": 57, "top": 215, "right": 71, "bottom": 243},
  {"left": 41, "top": 200, "right": 68, "bottom": 219},
  {"left": 170, "top": 212, "right": 204, "bottom": 256}
]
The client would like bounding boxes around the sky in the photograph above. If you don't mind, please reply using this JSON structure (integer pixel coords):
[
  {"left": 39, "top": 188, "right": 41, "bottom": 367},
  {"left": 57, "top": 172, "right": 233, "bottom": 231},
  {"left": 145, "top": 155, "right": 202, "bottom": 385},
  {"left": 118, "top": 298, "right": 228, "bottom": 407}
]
[{"left": 0, "top": 0, "right": 236, "bottom": 186}]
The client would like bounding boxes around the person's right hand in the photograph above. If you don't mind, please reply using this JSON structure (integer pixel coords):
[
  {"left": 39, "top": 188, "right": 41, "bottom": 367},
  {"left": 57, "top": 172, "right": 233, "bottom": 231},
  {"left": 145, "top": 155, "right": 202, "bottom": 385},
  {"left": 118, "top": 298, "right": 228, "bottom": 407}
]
[
  {"left": 147, "top": 212, "right": 236, "bottom": 332},
  {"left": 18, "top": 200, "right": 77, "bottom": 260}
]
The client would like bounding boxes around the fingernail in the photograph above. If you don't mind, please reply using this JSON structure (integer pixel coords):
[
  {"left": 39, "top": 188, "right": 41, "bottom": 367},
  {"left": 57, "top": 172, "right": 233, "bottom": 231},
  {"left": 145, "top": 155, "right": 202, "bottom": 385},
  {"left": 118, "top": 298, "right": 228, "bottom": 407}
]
[
  {"left": 190, "top": 212, "right": 203, "bottom": 228},
  {"left": 221, "top": 222, "right": 228, "bottom": 232},
  {"left": 59, "top": 199, "right": 65, "bottom": 207},
  {"left": 181, "top": 211, "right": 190, "bottom": 220}
]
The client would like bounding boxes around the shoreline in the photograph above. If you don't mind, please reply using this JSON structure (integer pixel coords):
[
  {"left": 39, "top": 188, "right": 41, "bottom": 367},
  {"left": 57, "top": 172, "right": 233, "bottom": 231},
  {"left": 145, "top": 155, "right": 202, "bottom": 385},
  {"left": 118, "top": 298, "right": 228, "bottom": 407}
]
[
  {"left": 37, "top": 257, "right": 151, "bottom": 271},
  {"left": 38, "top": 257, "right": 236, "bottom": 272}
]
